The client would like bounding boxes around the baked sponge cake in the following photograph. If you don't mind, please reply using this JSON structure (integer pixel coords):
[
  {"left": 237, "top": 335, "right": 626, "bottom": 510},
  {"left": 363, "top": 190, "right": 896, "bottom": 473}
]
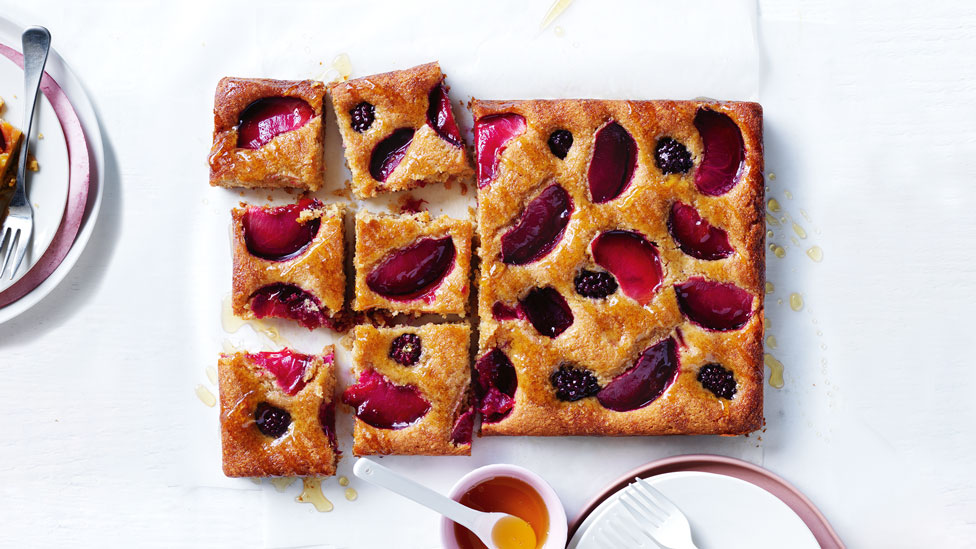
[
  {"left": 471, "top": 99, "right": 764, "bottom": 436},
  {"left": 329, "top": 62, "right": 474, "bottom": 198}
]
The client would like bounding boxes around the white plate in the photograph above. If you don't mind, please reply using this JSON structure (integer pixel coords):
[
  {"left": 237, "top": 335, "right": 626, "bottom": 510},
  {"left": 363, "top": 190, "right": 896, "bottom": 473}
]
[
  {"left": 569, "top": 472, "right": 819, "bottom": 549},
  {"left": 0, "top": 47, "right": 69, "bottom": 291}
]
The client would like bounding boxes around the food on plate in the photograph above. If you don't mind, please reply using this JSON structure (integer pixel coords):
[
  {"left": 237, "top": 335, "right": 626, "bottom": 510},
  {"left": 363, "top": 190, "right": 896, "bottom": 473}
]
[
  {"left": 329, "top": 62, "right": 473, "bottom": 198},
  {"left": 353, "top": 210, "right": 473, "bottom": 316},
  {"left": 0, "top": 101, "right": 23, "bottom": 221},
  {"left": 209, "top": 78, "right": 326, "bottom": 190},
  {"left": 471, "top": 98, "right": 764, "bottom": 436},
  {"left": 218, "top": 347, "right": 339, "bottom": 477},
  {"left": 342, "top": 323, "right": 473, "bottom": 456}
]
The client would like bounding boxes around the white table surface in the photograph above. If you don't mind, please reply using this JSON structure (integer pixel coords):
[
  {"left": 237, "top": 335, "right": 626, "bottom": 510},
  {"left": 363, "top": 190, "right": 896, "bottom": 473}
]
[{"left": 2, "top": 0, "right": 975, "bottom": 547}]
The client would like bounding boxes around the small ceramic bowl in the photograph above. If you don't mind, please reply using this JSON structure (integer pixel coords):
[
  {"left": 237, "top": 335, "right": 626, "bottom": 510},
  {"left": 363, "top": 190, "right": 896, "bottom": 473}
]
[{"left": 440, "top": 463, "right": 568, "bottom": 549}]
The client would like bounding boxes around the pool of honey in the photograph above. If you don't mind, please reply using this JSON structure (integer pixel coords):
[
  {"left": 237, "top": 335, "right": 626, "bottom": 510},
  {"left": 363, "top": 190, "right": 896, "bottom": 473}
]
[{"left": 454, "top": 475, "right": 549, "bottom": 549}]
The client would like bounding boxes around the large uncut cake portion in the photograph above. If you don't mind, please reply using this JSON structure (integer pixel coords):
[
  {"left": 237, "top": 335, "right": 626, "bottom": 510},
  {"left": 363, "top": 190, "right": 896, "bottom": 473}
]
[{"left": 472, "top": 99, "right": 764, "bottom": 436}]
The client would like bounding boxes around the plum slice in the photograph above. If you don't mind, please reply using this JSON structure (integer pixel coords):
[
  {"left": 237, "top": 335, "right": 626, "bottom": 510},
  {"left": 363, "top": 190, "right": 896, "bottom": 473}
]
[
  {"left": 426, "top": 82, "right": 463, "bottom": 147},
  {"left": 675, "top": 277, "right": 754, "bottom": 331},
  {"left": 237, "top": 97, "right": 314, "bottom": 150},
  {"left": 450, "top": 408, "right": 475, "bottom": 445},
  {"left": 366, "top": 237, "right": 456, "bottom": 301},
  {"left": 597, "top": 337, "right": 678, "bottom": 412},
  {"left": 501, "top": 184, "right": 573, "bottom": 265},
  {"left": 491, "top": 301, "right": 522, "bottom": 321},
  {"left": 243, "top": 198, "right": 321, "bottom": 261},
  {"left": 519, "top": 287, "right": 573, "bottom": 338},
  {"left": 475, "top": 113, "right": 526, "bottom": 188},
  {"left": 693, "top": 108, "right": 745, "bottom": 196},
  {"left": 667, "top": 202, "right": 734, "bottom": 260},
  {"left": 249, "top": 283, "right": 327, "bottom": 330},
  {"left": 318, "top": 401, "right": 338, "bottom": 449},
  {"left": 588, "top": 121, "right": 637, "bottom": 203},
  {"left": 591, "top": 230, "right": 663, "bottom": 305},
  {"left": 474, "top": 349, "right": 517, "bottom": 423},
  {"left": 369, "top": 128, "right": 414, "bottom": 182},
  {"left": 341, "top": 369, "right": 431, "bottom": 430},
  {"left": 246, "top": 349, "right": 315, "bottom": 395}
]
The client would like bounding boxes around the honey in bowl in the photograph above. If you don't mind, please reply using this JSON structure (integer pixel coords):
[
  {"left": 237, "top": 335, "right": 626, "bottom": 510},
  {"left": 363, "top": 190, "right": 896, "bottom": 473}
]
[{"left": 454, "top": 475, "right": 549, "bottom": 549}]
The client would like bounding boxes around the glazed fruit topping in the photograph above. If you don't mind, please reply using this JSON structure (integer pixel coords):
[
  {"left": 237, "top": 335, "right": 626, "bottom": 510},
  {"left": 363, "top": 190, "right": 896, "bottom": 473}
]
[
  {"left": 243, "top": 198, "right": 321, "bottom": 261},
  {"left": 591, "top": 230, "right": 663, "bottom": 305},
  {"left": 547, "top": 129, "right": 574, "bottom": 159},
  {"left": 574, "top": 269, "right": 618, "bottom": 299},
  {"left": 491, "top": 301, "right": 522, "bottom": 321},
  {"left": 550, "top": 365, "right": 601, "bottom": 402},
  {"left": 654, "top": 137, "right": 693, "bottom": 174},
  {"left": 427, "top": 82, "right": 463, "bottom": 147},
  {"left": 667, "top": 202, "right": 734, "bottom": 260},
  {"left": 247, "top": 349, "right": 314, "bottom": 395},
  {"left": 366, "top": 237, "right": 456, "bottom": 301},
  {"left": 475, "top": 113, "right": 526, "bottom": 188},
  {"left": 698, "top": 363, "right": 737, "bottom": 400},
  {"left": 350, "top": 101, "right": 375, "bottom": 133},
  {"left": 237, "top": 97, "right": 314, "bottom": 150},
  {"left": 501, "top": 184, "right": 573, "bottom": 265},
  {"left": 450, "top": 409, "right": 475, "bottom": 445},
  {"left": 318, "top": 401, "right": 338, "bottom": 448},
  {"left": 694, "top": 108, "right": 745, "bottom": 196},
  {"left": 389, "top": 333, "right": 422, "bottom": 366},
  {"left": 249, "top": 283, "right": 327, "bottom": 330},
  {"left": 474, "top": 349, "right": 517, "bottom": 423},
  {"left": 341, "top": 369, "right": 431, "bottom": 430},
  {"left": 369, "top": 128, "right": 414, "bottom": 182},
  {"left": 597, "top": 338, "right": 678, "bottom": 412},
  {"left": 674, "top": 277, "right": 754, "bottom": 331},
  {"left": 588, "top": 121, "right": 637, "bottom": 203},
  {"left": 520, "top": 287, "right": 573, "bottom": 338},
  {"left": 255, "top": 402, "right": 292, "bottom": 438}
]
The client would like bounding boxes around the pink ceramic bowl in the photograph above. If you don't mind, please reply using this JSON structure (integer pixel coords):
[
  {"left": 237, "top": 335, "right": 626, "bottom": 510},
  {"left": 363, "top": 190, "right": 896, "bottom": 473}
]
[{"left": 440, "top": 464, "right": 568, "bottom": 549}]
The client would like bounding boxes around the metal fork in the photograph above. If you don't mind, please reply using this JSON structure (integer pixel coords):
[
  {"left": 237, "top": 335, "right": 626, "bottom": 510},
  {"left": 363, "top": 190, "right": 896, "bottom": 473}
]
[
  {"left": 0, "top": 26, "right": 51, "bottom": 279},
  {"left": 614, "top": 478, "right": 699, "bottom": 549}
]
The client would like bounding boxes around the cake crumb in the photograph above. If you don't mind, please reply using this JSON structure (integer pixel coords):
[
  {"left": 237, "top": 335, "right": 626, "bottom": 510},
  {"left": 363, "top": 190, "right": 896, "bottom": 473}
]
[
  {"left": 38, "top": 132, "right": 44, "bottom": 140},
  {"left": 443, "top": 179, "right": 453, "bottom": 191},
  {"left": 394, "top": 194, "right": 427, "bottom": 214},
  {"left": 459, "top": 182, "right": 468, "bottom": 196},
  {"left": 28, "top": 155, "right": 38, "bottom": 172},
  {"left": 331, "top": 180, "right": 352, "bottom": 199}
]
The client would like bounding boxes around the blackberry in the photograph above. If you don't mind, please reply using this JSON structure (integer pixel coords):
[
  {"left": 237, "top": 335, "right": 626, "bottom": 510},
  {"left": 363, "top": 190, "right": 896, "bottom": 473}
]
[
  {"left": 349, "top": 101, "right": 375, "bottom": 132},
  {"left": 550, "top": 364, "right": 601, "bottom": 402},
  {"left": 654, "top": 137, "right": 693, "bottom": 174},
  {"left": 574, "top": 269, "right": 618, "bottom": 299},
  {"left": 697, "top": 363, "right": 737, "bottom": 399},
  {"left": 389, "top": 333, "right": 422, "bottom": 366},
  {"left": 255, "top": 402, "right": 291, "bottom": 438},
  {"left": 547, "top": 129, "right": 574, "bottom": 159}
]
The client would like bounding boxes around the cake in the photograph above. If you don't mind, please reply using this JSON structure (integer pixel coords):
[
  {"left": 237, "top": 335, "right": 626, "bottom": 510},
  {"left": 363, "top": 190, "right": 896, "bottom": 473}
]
[
  {"left": 329, "top": 62, "right": 474, "bottom": 198},
  {"left": 209, "top": 77, "right": 326, "bottom": 191},
  {"left": 219, "top": 347, "right": 339, "bottom": 477},
  {"left": 342, "top": 323, "right": 473, "bottom": 456},
  {"left": 471, "top": 99, "right": 764, "bottom": 436},
  {"left": 0, "top": 115, "right": 23, "bottom": 217},
  {"left": 353, "top": 210, "right": 473, "bottom": 316},
  {"left": 231, "top": 199, "right": 345, "bottom": 330}
]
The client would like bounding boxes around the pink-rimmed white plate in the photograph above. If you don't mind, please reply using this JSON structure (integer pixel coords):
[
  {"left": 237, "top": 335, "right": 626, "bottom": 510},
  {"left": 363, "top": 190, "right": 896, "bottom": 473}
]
[{"left": 0, "top": 16, "right": 103, "bottom": 323}]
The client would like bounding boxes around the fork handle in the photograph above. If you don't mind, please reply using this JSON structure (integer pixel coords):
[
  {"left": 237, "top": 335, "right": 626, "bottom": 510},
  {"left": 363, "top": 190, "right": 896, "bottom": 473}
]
[{"left": 17, "top": 26, "right": 51, "bottom": 188}]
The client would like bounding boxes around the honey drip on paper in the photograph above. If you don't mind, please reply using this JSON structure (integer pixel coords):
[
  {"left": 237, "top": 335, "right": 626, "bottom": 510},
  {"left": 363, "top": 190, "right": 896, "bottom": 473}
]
[
  {"left": 332, "top": 53, "right": 352, "bottom": 80},
  {"left": 541, "top": 0, "right": 573, "bottom": 29},
  {"left": 195, "top": 385, "right": 216, "bottom": 407},
  {"left": 271, "top": 477, "right": 296, "bottom": 492},
  {"left": 766, "top": 213, "right": 780, "bottom": 226},
  {"left": 790, "top": 293, "right": 804, "bottom": 311},
  {"left": 765, "top": 335, "right": 778, "bottom": 349},
  {"left": 297, "top": 478, "right": 333, "bottom": 512},
  {"left": 205, "top": 366, "right": 217, "bottom": 385},
  {"left": 221, "top": 295, "right": 290, "bottom": 347},
  {"left": 784, "top": 190, "right": 793, "bottom": 199},
  {"left": 807, "top": 246, "right": 824, "bottom": 262},
  {"left": 767, "top": 199, "right": 781, "bottom": 213},
  {"left": 768, "top": 172, "right": 777, "bottom": 181},
  {"left": 770, "top": 244, "right": 786, "bottom": 258},
  {"left": 764, "top": 354, "right": 785, "bottom": 388},
  {"left": 792, "top": 223, "right": 807, "bottom": 239},
  {"left": 554, "top": 25, "right": 565, "bottom": 37},
  {"left": 765, "top": 281, "right": 774, "bottom": 294},
  {"left": 345, "top": 488, "right": 358, "bottom": 501},
  {"left": 338, "top": 476, "right": 349, "bottom": 487}
]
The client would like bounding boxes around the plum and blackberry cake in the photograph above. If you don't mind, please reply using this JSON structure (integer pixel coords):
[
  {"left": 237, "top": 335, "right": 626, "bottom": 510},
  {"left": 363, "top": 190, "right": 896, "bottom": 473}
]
[
  {"left": 209, "top": 78, "right": 326, "bottom": 190},
  {"left": 342, "top": 323, "right": 473, "bottom": 456},
  {"left": 219, "top": 347, "right": 339, "bottom": 477},
  {"left": 0, "top": 115, "right": 22, "bottom": 217},
  {"left": 329, "top": 62, "right": 473, "bottom": 198},
  {"left": 231, "top": 199, "right": 346, "bottom": 330},
  {"left": 353, "top": 210, "right": 473, "bottom": 316},
  {"left": 472, "top": 99, "right": 764, "bottom": 436}
]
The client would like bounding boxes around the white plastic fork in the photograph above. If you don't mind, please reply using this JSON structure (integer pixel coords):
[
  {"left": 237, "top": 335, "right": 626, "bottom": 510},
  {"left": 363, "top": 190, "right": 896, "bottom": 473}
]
[
  {"left": 0, "top": 26, "right": 50, "bottom": 280},
  {"left": 613, "top": 478, "right": 699, "bottom": 549}
]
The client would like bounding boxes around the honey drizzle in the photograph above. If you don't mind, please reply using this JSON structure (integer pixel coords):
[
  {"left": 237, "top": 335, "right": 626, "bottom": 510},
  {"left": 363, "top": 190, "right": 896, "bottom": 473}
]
[
  {"left": 540, "top": 0, "right": 573, "bottom": 29},
  {"left": 296, "top": 478, "right": 334, "bottom": 512},
  {"left": 764, "top": 354, "right": 785, "bottom": 388},
  {"left": 789, "top": 293, "right": 804, "bottom": 311},
  {"left": 344, "top": 488, "right": 358, "bottom": 501},
  {"left": 271, "top": 477, "right": 297, "bottom": 492},
  {"left": 195, "top": 385, "right": 216, "bottom": 407}
]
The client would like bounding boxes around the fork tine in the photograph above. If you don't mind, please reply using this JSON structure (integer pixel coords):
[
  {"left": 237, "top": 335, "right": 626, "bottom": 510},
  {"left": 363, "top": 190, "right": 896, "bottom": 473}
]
[
  {"left": 1, "top": 228, "right": 18, "bottom": 278},
  {"left": 621, "top": 490, "right": 665, "bottom": 526},
  {"left": 9, "top": 228, "right": 29, "bottom": 279},
  {"left": 636, "top": 480, "right": 682, "bottom": 515},
  {"left": 630, "top": 482, "right": 671, "bottom": 519}
]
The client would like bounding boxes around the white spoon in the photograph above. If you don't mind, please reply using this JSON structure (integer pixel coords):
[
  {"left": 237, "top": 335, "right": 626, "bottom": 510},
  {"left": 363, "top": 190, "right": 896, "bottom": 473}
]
[{"left": 353, "top": 458, "right": 536, "bottom": 549}]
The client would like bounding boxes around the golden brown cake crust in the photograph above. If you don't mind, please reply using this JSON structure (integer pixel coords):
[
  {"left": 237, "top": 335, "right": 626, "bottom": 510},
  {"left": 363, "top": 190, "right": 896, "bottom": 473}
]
[
  {"left": 329, "top": 62, "right": 473, "bottom": 198},
  {"left": 348, "top": 324, "right": 472, "bottom": 456},
  {"left": 219, "top": 347, "right": 338, "bottom": 477},
  {"left": 209, "top": 78, "right": 326, "bottom": 191},
  {"left": 472, "top": 99, "right": 764, "bottom": 436},
  {"left": 232, "top": 202, "right": 346, "bottom": 321},
  {"left": 353, "top": 210, "right": 473, "bottom": 315},
  {"left": 0, "top": 119, "right": 22, "bottom": 210}
]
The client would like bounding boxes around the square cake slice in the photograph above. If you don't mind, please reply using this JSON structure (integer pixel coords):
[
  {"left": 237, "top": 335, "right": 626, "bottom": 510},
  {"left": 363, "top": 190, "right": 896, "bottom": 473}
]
[
  {"left": 329, "top": 61, "right": 473, "bottom": 198},
  {"left": 232, "top": 199, "right": 345, "bottom": 330},
  {"left": 471, "top": 99, "right": 764, "bottom": 436},
  {"left": 219, "top": 347, "right": 339, "bottom": 477},
  {"left": 341, "top": 323, "right": 473, "bottom": 456},
  {"left": 0, "top": 118, "right": 23, "bottom": 214},
  {"left": 209, "top": 77, "right": 326, "bottom": 191},
  {"left": 353, "top": 210, "right": 473, "bottom": 316}
]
